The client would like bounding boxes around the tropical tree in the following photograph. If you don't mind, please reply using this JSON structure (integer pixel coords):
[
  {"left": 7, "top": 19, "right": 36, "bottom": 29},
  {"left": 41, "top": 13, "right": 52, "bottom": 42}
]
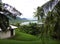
[
  {"left": 44, "top": 1, "right": 60, "bottom": 39},
  {"left": 0, "top": 0, "right": 22, "bottom": 31},
  {"left": 34, "top": 0, "right": 60, "bottom": 41},
  {"left": 51, "top": 1, "right": 60, "bottom": 39},
  {"left": 34, "top": 7, "right": 44, "bottom": 22}
]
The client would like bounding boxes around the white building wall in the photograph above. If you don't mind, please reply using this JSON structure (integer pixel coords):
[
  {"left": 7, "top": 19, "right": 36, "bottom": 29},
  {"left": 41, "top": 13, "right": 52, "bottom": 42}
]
[
  {"left": 0, "top": 29, "right": 15, "bottom": 39},
  {"left": 0, "top": 30, "right": 11, "bottom": 39}
]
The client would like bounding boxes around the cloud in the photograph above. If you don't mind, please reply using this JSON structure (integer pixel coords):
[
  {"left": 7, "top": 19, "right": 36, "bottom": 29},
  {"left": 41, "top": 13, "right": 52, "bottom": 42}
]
[{"left": 2, "top": 0, "right": 49, "bottom": 19}]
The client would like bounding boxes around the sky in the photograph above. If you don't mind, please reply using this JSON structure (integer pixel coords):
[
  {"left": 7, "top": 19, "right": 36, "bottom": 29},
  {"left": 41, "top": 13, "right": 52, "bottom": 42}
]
[{"left": 2, "top": 0, "right": 49, "bottom": 19}]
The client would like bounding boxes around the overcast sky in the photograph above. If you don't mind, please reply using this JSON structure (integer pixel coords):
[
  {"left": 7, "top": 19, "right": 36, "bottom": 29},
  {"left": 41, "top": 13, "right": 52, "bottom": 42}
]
[{"left": 2, "top": 0, "right": 49, "bottom": 19}]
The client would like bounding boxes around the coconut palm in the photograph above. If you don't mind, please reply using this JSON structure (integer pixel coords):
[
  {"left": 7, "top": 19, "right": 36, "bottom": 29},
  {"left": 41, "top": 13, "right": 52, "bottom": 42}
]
[
  {"left": 34, "top": 0, "right": 60, "bottom": 40},
  {"left": 34, "top": 7, "right": 44, "bottom": 22},
  {"left": 44, "top": 0, "right": 60, "bottom": 39}
]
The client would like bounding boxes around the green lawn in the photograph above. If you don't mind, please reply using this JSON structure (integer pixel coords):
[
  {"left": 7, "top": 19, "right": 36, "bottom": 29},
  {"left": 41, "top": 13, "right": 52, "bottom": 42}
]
[
  {"left": 10, "top": 29, "right": 39, "bottom": 41},
  {"left": 0, "top": 29, "right": 60, "bottom": 44},
  {"left": 0, "top": 39, "right": 60, "bottom": 44},
  {"left": 0, "top": 40, "right": 40, "bottom": 44}
]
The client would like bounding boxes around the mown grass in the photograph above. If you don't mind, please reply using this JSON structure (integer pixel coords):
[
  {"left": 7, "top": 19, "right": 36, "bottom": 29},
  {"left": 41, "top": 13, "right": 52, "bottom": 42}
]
[
  {"left": 10, "top": 29, "right": 39, "bottom": 41},
  {"left": 0, "top": 39, "right": 60, "bottom": 44},
  {"left": 0, "top": 39, "right": 40, "bottom": 44},
  {"left": 0, "top": 29, "right": 60, "bottom": 44}
]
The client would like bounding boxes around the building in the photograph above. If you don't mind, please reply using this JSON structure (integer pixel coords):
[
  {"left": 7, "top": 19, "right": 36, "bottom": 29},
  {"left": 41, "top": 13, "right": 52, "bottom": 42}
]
[{"left": 0, "top": 25, "right": 17, "bottom": 39}]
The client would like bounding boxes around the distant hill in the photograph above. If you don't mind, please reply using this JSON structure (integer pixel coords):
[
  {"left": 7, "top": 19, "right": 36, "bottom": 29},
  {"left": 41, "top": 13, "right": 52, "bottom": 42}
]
[
  {"left": 21, "top": 18, "right": 28, "bottom": 20},
  {"left": 9, "top": 17, "right": 37, "bottom": 25},
  {"left": 9, "top": 17, "right": 29, "bottom": 24},
  {"left": 16, "top": 17, "right": 28, "bottom": 20}
]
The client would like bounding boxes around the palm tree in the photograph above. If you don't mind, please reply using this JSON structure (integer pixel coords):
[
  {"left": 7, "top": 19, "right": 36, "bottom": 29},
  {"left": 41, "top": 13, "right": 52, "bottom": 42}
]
[
  {"left": 34, "top": 7, "right": 44, "bottom": 22},
  {"left": 34, "top": 0, "right": 60, "bottom": 43},
  {"left": 44, "top": 0, "right": 60, "bottom": 39}
]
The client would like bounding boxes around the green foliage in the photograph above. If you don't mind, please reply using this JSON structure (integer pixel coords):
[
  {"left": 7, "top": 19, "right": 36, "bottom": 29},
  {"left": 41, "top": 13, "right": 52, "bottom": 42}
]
[
  {"left": 0, "top": 0, "right": 22, "bottom": 31},
  {"left": 44, "top": 1, "right": 60, "bottom": 39},
  {"left": 0, "top": 14, "right": 9, "bottom": 31},
  {"left": 0, "top": 30, "right": 60, "bottom": 44},
  {"left": 34, "top": 0, "right": 60, "bottom": 40},
  {"left": 34, "top": 7, "right": 44, "bottom": 22},
  {"left": 10, "top": 29, "right": 39, "bottom": 41},
  {"left": 0, "top": 39, "right": 60, "bottom": 44},
  {"left": 0, "top": 0, "right": 9, "bottom": 31},
  {"left": 19, "top": 23, "right": 41, "bottom": 36}
]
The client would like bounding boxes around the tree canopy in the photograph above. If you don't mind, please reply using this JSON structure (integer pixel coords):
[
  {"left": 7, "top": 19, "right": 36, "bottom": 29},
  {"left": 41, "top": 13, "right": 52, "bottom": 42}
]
[
  {"left": 0, "top": 0, "right": 22, "bottom": 31},
  {"left": 34, "top": 0, "right": 60, "bottom": 39}
]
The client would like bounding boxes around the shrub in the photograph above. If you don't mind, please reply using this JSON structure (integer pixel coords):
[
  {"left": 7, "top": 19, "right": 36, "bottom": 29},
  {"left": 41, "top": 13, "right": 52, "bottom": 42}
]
[{"left": 19, "top": 23, "right": 41, "bottom": 36}]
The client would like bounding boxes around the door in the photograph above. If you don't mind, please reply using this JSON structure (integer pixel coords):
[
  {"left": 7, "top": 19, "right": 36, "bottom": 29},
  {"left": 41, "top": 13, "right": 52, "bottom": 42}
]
[{"left": 11, "top": 29, "right": 13, "bottom": 36}]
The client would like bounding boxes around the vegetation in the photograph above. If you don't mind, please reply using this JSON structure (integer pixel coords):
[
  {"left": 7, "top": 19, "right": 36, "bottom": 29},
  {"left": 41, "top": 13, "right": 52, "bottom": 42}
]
[
  {"left": 0, "top": 0, "right": 60, "bottom": 44},
  {"left": 0, "top": 0, "right": 22, "bottom": 31},
  {"left": 44, "top": 1, "right": 60, "bottom": 39},
  {"left": 33, "top": 0, "right": 60, "bottom": 44},
  {"left": 10, "top": 29, "right": 39, "bottom": 41},
  {"left": 19, "top": 23, "right": 41, "bottom": 36},
  {"left": 34, "top": 7, "right": 44, "bottom": 22},
  {"left": 0, "top": 30, "right": 60, "bottom": 44},
  {"left": 34, "top": 0, "right": 60, "bottom": 39}
]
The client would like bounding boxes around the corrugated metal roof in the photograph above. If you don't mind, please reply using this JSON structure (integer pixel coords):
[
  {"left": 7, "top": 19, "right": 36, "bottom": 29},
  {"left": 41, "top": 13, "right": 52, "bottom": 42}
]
[{"left": 10, "top": 25, "right": 18, "bottom": 29}]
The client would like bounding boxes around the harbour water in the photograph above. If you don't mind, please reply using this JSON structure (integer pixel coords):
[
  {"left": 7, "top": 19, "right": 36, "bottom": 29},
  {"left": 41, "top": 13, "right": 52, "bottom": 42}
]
[{"left": 21, "top": 21, "right": 43, "bottom": 25}]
